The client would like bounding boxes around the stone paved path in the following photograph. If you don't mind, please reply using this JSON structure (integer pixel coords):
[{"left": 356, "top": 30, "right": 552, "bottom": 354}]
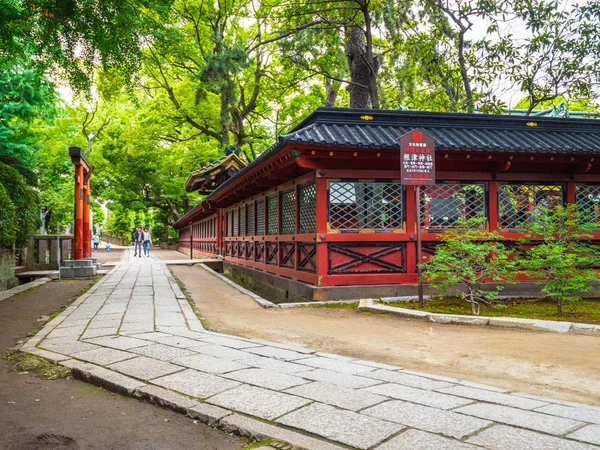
[{"left": 22, "top": 251, "right": 600, "bottom": 450}]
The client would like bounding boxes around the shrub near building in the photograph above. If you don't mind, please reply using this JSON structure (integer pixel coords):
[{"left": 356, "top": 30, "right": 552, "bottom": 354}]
[{"left": 519, "top": 205, "right": 600, "bottom": 314}]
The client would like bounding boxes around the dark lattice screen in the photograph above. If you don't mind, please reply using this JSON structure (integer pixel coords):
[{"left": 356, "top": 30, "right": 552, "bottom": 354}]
[
  {"left": 576, "top": 184, "right": 600, "bottom": 229},
  {"left": 499, "top": 184, "right": 563, "bottom": 229},
  {"left": 299, "top": 183, "right": 316, "bottom": 232},
  {"left": 329, "top": 181, "right": 404, "bottom": 231},
  {"left": 281, "top": 189, "right": 296, "bottom": 234},
  {"left": 267, "top": 195, "right": 278, "bottom": 235},
  {"left": 256, "top": 199, "right": 265, "bottom": 235},
  {"left": 420, "top": 184, "right": 486, "bottom": 230},
  {"left": 247, "top": 203, "right": 255, "bottom": 236},
  {"left": 233, "top": 208, "right": 239, "bottom": 236},
  {"left": 240, "top": 206, "right": 246, "bottom": 236},
  {"left": 227, "top": 211, "right": 232, "bottom": 237}
]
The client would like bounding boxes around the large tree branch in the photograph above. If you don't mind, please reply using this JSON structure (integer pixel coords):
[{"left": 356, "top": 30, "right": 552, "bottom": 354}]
[{"left": 247, "top": 19, "right": 324, "bottom": 52}]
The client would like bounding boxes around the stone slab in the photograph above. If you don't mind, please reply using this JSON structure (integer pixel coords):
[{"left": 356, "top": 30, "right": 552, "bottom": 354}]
[
  {"left": 295, "top": 369, "right": 382, "bottom": 389},
  {"left": 222, "top": 368, "right": 308, "bottom": 391},
  {"left": 437, "top": 385, "right": 549, "bottom": 410},
  {"left": 25, "top": 347, "right": 72, "bottom": 362},
  {"left": 134, "top": 384, "right": 199, "bottom": 413},
  {"left": 40, "top": 338, "right": 99, "bottom": 355},
  {"left": 88, "top": 335, "right": 149, "bottom": 350},
  {"left": 276, "top": 403, "right": 403, "bottom": 450},
  {"left": 537, "top": 404, "right": 600, "bottom": 425},
  {"left": 285, "top": 381, "right": 387, "bottom": 411},
  {"left": 151, "top": 369, "right": 240, "bottom": 399},
  {"left": 108, "top": 356, "right": 183, "bottom": 380},
  {"left": 467, "top": 424, "right": 599, "bottom": 450},
  {"left": 187, "top": 402, "right": 232, "bottom": 425},
  {"left": 363, "top": 400, "right": 491, "bottom": 439},
  {"left": 375, "top": 429, "right": 480, "bottom": 450},
  {"left": 72, "top": 347, "right": 135, "bottom": 365},
  {"left": 293, "top": 356, "right": 376, "bottom": 375},
  {"left": 171, "top": 354, "right": 249, "bottom": 374},
  {"left": 237, "top": 354, "right": 311, "bottom": 374},
  {"left": 196, "top": 335, "right": 262, "bottom": 349},
  {"left": 154, "top": 335, "right": 205, "bottom": 348},
  {"left": 207, "top": 384, "right": 310, "bottom": 421},
  {"left": 364, "top": 383, "right": 472, "bottom": 410},
  {"left": 365, "top": 369, "right": 454, "bottom": 390},
  {"left": 132, "top": 344, "right": 196, "bottom": 362},
  {"left": 567, "top": 425, "right": 600, "bottom": 446},
  {"left": 190, "top": 344, "right": 251, "bottom": 360},
  {"left": 456, "top": 402, "right": 583, "bottom": 436},
  {"left": 532, "top": 320, "right": 572, "bottom": 333},
  {"left": 246, "top": 345, "right": 310, "bottom": 361},
  {"left": 64, "top": 359, "right": 147, "bottom": 395},
  {"left": 220, "top": 414, "right": 345, "bottom": 450}
]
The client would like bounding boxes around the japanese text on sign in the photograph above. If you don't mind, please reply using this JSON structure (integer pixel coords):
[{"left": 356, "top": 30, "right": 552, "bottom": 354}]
[{"left": 399, "top": 129, "right": 436, "bottom": 185}]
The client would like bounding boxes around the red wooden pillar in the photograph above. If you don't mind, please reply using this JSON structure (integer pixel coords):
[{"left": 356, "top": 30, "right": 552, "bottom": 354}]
[
  {"left": 566, "top": 181, "right": 576, "bottom": 204},
  {"left": 315, "top": 174, "right": 328, "bottom": 286},
  {"left": 405, "top": 185, "right": 417, "bottom": 274},
  {"left": 488, "top": 181, "right": 499, "bottom": 232},
  {"left": 70, "top": 147, "right": 93, "bottom": 261},
  {"left": 216, "top": 209, "right": 223, "bottom": 256},
  {"left": 82, "top": 180, "right": 91, "bottom": 258},
  {"left": 74, "top": 164, "right": 84, "bottom": 260}
]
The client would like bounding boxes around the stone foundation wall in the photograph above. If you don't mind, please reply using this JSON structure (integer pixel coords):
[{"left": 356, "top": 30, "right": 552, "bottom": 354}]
[{"left": 0, "top": 248, "right": 18, "bottom": 292}]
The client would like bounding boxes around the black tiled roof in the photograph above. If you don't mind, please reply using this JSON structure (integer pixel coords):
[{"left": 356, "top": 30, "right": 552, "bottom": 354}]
[
  {"left": 288, "top": 108, "right": 600, "bottom": 153},
  {"left": 207, "top": 107, "right": 600, "bottom": 201}
]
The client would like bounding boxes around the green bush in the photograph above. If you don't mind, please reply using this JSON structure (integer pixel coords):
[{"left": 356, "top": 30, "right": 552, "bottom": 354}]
[
  {"left": 422, "top": 218, "right": 517, "bottom": 315},
  {"left": 519, "top": 205, "right": 600, "bottom": 314},
  {"left": 0, "top": 162, "right": 38, "bottom": 248},
  {"left": 0, "top": 183, "right": 16, "bottom": 248}
]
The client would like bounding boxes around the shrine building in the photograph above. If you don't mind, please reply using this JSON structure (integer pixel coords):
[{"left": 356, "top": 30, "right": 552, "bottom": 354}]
[{"left": 174, "top": 107, "right": 600, "bottom": 301}]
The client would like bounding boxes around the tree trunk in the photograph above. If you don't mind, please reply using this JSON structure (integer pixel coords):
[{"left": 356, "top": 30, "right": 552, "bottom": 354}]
[
  {"left": 324, "top": 78, "right": 339, "bottom": 107},
  {"left": 345, "top": 25, "right": 377, "bottom": 108},
  {"left": 557, "top": 298, "right": 563, "bottom": 314}
]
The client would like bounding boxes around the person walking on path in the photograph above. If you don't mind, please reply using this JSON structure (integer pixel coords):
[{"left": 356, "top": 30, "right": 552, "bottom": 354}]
[
  {"left": 92, "top": 234, "right": 100, "bottom": 252},
  {"left": 143, "top": 228, "right": 152, "bottom": 257},
  {"left": 133, "top": 226, "right": 143, "bottom": 258}
]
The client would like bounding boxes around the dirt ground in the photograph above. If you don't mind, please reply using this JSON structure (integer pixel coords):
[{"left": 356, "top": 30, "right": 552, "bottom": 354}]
[
  {"left": 0, "top": 251, "right": 243, "bottom": 450},
  {"left": 164, "top": 253, "right": 600, "bottom": 406}
]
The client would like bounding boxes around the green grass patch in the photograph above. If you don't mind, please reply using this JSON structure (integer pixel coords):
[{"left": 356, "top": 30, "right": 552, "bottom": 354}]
[
  {"left": 314, "top": 302, "right": 359, "bottom": 309},
  {"left": 389, "top": 297, "right": 600, "bottom": 324},
  {"left": 3, "top": 347, "right": 71, "bottom": 380}
]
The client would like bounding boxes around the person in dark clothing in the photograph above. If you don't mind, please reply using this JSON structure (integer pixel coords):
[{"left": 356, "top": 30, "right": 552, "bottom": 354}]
[{"left": 133, "top": 226, "right": 143, "bottom": 257}]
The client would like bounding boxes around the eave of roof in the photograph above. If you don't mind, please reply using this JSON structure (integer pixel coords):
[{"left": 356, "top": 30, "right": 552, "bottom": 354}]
[{"left": 184, "top": 153, "right": 247, "bottom": 192}]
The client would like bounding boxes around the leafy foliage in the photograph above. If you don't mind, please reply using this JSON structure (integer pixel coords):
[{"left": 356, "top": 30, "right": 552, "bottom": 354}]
[
  {"left": 519, "top": 205, "right": 600, "bottom": 314},
  {"left": 422, "top": 218, "right": 517, "bottom": 315}
]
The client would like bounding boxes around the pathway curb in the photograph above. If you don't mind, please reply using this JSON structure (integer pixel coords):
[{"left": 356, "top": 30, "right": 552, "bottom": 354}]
[{"left": 357, "top": 298, "right": 600, "bottom": 336}]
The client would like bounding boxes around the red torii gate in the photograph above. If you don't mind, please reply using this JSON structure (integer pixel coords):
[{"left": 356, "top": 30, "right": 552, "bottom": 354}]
[{"left": 69, "top": 147, "right": 93, "bottom": 260}]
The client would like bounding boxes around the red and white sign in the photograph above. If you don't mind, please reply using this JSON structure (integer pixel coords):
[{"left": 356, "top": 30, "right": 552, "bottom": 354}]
[{"left": 399, "top": 129, "right": 436, "bottom": 185}]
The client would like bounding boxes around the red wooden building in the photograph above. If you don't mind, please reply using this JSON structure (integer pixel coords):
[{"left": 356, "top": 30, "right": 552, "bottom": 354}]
[{"left": 174, "top": 108, "right": 600, "bottom": 299}]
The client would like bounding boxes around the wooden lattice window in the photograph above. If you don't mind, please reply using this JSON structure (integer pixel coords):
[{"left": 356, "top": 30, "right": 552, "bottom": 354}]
[
  {"left": 498, "top": 184, "right": 563, "bottom": 230},
  {"left": 329, "top": 181, "right": 404, "bottom": 232},
  {"left": 247, "top": 203, "right": 255, "bottom": 236},
  {"left": 281, "top": 189, "right": 296, "bottom": 234},
  {"left": 240, "top": 206, "right": 246, "bottom": 237},
  {"left": 256, "top": 199, "right": 265, "bottom": 235},
  {"left": 576, "top": 184, "right": 600, "bottom": 230},
  {"left": 267, "top": 195, "right": 278, "bottom": 235},
  {"left": 421, "top": 183, "right": 486, "bottom": 231},
  {"left": 233, "top": 208, "right": 239, "bottom": 236},
  {"left": 299, "top": 183, "right": 316, "bottom": 233}
]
